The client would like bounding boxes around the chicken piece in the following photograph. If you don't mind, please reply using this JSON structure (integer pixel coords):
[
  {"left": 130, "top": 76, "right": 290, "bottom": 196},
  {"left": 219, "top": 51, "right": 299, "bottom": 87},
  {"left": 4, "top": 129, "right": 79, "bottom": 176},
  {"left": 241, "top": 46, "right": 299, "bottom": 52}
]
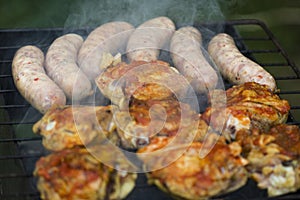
[
  {"left": 201, "top": 82, "right": 290, "bottom": 141},
  {"left": 268, "top": 124, "right": 300, "bottom": 158},
  {"left": 113, "top": 97, "right": 200, "bottom": 149},
  {"left": 137, "top": 136, "right": 248, "bottom": 200},
  {"left": 34, "top": 147, "right": 137, "bottom": 200},
  {"left": 95, "top": 60, "right": 188, "bottom": 106},
  {"left": 33, "top": 105, "right": 119, "bottom": 151},
  {"left": 236, "top": 124, "right": 300, "bottom": 197}
]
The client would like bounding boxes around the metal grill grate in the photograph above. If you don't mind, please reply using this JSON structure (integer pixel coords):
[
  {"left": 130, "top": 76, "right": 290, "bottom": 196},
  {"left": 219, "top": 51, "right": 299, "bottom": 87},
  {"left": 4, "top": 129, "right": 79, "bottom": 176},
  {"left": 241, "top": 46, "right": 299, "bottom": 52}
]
[{"left": 0, "top": 19, "right": 300, "bottom": 200}]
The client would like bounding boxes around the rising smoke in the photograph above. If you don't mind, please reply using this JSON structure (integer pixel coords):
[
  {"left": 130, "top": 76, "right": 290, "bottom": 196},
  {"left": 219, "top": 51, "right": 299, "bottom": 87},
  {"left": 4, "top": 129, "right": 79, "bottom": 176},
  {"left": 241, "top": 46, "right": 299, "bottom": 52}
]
[{"left": 64, "top": 0, "right": 227, "bottom": 29}]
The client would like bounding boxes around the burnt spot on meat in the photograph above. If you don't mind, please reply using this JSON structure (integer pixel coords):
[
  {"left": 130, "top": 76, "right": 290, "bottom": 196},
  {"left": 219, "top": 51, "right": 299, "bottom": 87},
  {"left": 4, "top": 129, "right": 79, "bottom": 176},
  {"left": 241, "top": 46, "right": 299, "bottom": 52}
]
[
  {"left": 63, "top": 129, "right": 75, "bottom": 134},
  {"left": 229, "top": 125, "right": 236, "bottom": 137},
  {"left": 135, "top": 137, "right": 149, "bottom": 147},
  {"left": 105, "top": 170, "right": 116, "bottom": 200},
  {"left": 282, "top": 160, "right": 293, "bottom": 167}
]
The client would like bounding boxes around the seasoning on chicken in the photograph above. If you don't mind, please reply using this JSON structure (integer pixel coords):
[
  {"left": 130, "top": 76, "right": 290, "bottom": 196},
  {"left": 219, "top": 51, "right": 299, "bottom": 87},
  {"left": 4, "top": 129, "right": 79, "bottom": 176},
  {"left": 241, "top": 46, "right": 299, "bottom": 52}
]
[
  {"left": 201, "top": 82, "right": 290, "bottom": 141},
  {"left": 137, "top": 135, "right": 248, "bottom": 199},
  {"left": 34, "top": 147, "right": 137, "bottom": 200},
  {"left": 236, "top": 124, "right": 300, "bottom": 197},
  {"left": 95, "top": 60, "right": 189, "bottom": 106},
  {"left": 113, "top": 96, "right": 200, "bottom": 149},
  {"left": 33, "top": 105, "right": 119, "bottom": 151}
]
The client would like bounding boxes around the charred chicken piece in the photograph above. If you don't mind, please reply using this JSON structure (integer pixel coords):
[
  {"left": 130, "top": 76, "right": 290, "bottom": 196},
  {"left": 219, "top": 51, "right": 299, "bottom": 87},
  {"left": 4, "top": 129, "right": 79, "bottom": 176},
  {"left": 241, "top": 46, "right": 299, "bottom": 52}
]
[
  {"left": 33, "top": 105, "right": 119, "bottom": 151},
  {"left": 113, "top": 97, "right": 200, "bottom": 149},
  {"left": 137, "top": 136, "right": 248, "bottom": 200},
  {"left": 34, "top": 147, "right": 137, "bottom": 200},
  {"left": 201, "top": 82, "right": 290, "bottom": 141},
  {"left": 236, "top": 124, "right": 300, "bottom": 197},
  {"left": 95, "top": 60, "right": 188, "bottom": 106}
]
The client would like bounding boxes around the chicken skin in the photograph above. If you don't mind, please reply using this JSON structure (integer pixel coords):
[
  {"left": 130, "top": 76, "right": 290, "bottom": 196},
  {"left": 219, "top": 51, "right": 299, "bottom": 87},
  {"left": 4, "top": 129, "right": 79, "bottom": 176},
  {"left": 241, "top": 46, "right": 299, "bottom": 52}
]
[
  {"left": 137, "top": 136, "right": 248, "bottom": 199},
  {"left": 95, "top": 60, "right": 189, "bottom": 106},
  {"left": 113, "top": 96, "right": 201, "bottom": 149},
  {"left": 34, "top": 147, "right": 137, "bottom": 200},
  {"left": 236, "top": 124, "right": 300, "bottom": 197},
  {"left": 33, "top": 105, "right": 119, "bottom": 151},
  {"left": 201, "top": 82, "right": 290, "bottom": 141}
]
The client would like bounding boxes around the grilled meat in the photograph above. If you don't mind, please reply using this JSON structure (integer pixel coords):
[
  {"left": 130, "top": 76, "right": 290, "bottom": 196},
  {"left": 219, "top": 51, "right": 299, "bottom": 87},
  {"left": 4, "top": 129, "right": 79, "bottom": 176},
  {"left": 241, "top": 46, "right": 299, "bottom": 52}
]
[
  {"left": 113, "top": 96, "right": 200, "bottom": 149},
  {"left": 201, "top": 82, "right": 290, "bottom": 141},
  {"left": 33, "top": 105, "right": 119, "bottom": 151},
  {"left": 34, "top": 147, "right": 137, "bottom": 200},
  {"left": 236, "top": 124, "right": 300, "bottom": 197},
  {"left": 137, "top": 136, "right": 248, "bottom": 200},
  {"left": 95, "top": 60, "right": 188, "bottom": 106},
  {"left": 208, "top": 33, "right": 277, "bottom": 91}
]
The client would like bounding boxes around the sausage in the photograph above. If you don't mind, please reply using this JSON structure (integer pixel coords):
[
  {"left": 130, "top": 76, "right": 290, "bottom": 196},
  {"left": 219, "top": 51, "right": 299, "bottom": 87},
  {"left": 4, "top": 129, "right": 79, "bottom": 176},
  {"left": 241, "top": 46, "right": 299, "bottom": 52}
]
[
  {"left": 126, "top": 16, "right": 175, "bottom": 62},
  {"left": 170, "top": 26, "right": 218, "bottom": 93},
  {"left": 78, "top": 21, "right": 134, "bottom": 80},
  {"left": 45, "top": 33, "right": 92, "bottom": 100},
  {"left": 208, "top": 33, "right": 276, "bottom": 91},
  {"left": 12, "top": 45, "right": 66, "bottom": 113}
]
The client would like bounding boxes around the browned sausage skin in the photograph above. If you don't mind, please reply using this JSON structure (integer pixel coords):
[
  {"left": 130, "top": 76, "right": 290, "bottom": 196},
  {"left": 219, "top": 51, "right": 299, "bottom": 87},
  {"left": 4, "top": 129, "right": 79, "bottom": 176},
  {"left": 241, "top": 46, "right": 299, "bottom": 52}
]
[
  {"left": 126, "top": 16, "right": 175, "bottom": 62},
  {"left": 12, "top": 45, "right": 66, "bottom": 113},
  {"left": 78, "top": 21, "right": 134, "bottom": 80},
  {"left": 45, "top": 33, "right": 93, "bottom": 101},
  {"left": 170, "top": 26, "right": 219, "bottom": 93},
  {"left": 208, "top": 33, "right": 276, "bottom": 91}
]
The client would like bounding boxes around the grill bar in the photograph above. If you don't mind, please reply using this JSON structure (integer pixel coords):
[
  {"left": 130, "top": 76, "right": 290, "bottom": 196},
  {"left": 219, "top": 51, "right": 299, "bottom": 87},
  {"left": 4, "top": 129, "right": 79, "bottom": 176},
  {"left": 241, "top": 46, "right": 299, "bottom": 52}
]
[
  {"left": 0, "top": 89, "right": 17, "bottom": 93},
  {"left": 0, "top": 154, "right": 44, "bottom": 160},
  {"left": 1, "top": 19, "right": 300, "bottom": 200},
  {"left": 0, "top": 137, "right": 41, "bottom": 143},
  {"left": 0, "top": 104, "right": 30, "bottom": 108},
  {"left": 0, "top": 173, "right": 34, "bottom": 179},
  {"left": 240, "top": 49, "right": 280, "bottom": 54},
  {"left": 0, "top": 121, "right": 38, "bottom": 125},
  {"left": 0, "top": 75, "right": 12, "bottom": 78}
]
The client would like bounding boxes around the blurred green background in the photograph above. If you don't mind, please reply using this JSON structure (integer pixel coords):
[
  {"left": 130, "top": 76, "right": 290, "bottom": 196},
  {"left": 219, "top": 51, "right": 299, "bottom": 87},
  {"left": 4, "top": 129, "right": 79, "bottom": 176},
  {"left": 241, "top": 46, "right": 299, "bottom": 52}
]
[{"left": 0, "top": 0, "right": 299, "bottom": 67}]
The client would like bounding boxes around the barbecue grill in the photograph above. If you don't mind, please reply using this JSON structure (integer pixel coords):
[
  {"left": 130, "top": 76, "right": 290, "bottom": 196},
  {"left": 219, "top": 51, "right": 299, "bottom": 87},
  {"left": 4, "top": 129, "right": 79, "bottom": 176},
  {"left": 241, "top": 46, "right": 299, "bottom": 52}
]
[{"left": 0, "top": 19, "right": 300, "bottom": 200}]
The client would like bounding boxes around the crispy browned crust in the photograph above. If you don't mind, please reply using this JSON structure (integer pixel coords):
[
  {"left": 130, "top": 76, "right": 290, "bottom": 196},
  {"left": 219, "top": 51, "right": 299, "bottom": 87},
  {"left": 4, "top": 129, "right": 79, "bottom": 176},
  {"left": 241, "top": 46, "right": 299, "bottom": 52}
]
[
  {"left": 32, "top": 105, "right": 119, "bottom": 151},
  {"left": 137, "top": 137, "right": 248, "bottom": 199},
  {"left": 114, "top": 96, "right": 201, "bottom": 149},
  {"left": 95, "top": 60, "right": 188, "bottom": 105},
  {"left": 129, "top": 97, "right": 199, "bottom": 137},
  {"left": 236, "top": 124, "right": 300, "bottom": 197},
  {"left": 201, "top": 82, "right": 290, "bottom": 140},
  {"left": 268, "top": 124, "right": 300, "bottom": 158},
  {"left": 34, "top": 147, "right": 137, "bottom": 200},
  {"left": 225, "top": 82, "right": 289, "bottom": 114}
]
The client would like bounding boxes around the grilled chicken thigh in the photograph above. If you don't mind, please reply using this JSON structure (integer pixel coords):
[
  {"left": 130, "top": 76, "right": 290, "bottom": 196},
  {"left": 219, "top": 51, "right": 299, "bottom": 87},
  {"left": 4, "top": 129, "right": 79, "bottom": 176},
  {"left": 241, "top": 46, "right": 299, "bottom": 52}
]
[
  {"left": 95, "top": 60, "right": 189, "bottom": 106},
  {"left": 34, "top": 147, "right": 137, "bottom": 200},
  {"left": 33, "top": 105, "right": 119, "bottom": 151},
  {"left": 95, "top": 59, "right": 201, "bottom": 149},
  {"left": 236, "top": 124, "right": 300, "bottom": 196},
  {"left": 201, "top": 82, "right": 290, "bottom": 141},
  {"left": 114, "top": 96, "right": 200, "bottom": 149},
  {"left": 137, "top": 136, "right": 248, "bottom": 199}
]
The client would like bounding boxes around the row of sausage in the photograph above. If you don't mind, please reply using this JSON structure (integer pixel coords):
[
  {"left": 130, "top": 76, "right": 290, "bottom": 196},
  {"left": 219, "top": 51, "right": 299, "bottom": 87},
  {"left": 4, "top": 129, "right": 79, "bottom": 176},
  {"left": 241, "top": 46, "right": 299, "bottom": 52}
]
[{"left": 12, "top": 16, "right": 276, "bottom": 114}]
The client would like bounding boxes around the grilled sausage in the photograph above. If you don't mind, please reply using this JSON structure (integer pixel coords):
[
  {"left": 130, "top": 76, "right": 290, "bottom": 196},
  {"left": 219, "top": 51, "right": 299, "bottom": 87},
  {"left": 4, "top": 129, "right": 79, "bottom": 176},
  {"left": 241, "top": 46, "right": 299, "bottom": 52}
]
[
  {"left": 170, "top": 26, "right": 218, "bottom": 93},
  {"left": 12, "top": 45, "right": 66, "bottom": 113},
  {"left": 45, "top": 33, "right": 92, "bottom": 101},
  {"left": 78, "top": 21, "right": 134, "bottom": 80},
  {"left": 208, "top": 33, "right": 276, "bottom": 91},
  {"left": 126, "top": 16, "right": 175, "bottom": 62}
]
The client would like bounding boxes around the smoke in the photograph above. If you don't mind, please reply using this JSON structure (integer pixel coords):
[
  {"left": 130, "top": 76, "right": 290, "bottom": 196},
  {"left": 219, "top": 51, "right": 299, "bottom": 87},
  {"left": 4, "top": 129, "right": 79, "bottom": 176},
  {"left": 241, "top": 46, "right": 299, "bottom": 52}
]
[{"left": 64, "top": 0, "right": 226, "bottom": 29}]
